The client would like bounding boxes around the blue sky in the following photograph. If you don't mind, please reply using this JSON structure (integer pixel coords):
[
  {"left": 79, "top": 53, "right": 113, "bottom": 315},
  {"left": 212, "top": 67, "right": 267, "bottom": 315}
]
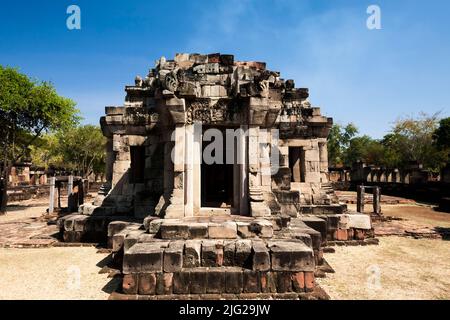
[{"left": 0, "top": 0, "right": 449, "bottom": 138}]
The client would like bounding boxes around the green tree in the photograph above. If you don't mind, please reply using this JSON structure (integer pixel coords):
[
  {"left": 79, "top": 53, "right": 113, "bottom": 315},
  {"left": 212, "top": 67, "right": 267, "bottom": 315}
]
[
  {"left": 31, "top": 125, "right": 106, "bottom": 179},
  {"left": 385, "top": 113, "right": 447, "bottom": 172},
  {"left": 0, "top": 66, "right": 79, "bottom": 214},
  {"left": 433, "top": 117, "right": 450, "bottom": 151},
  {"left": 327, "top": 123, "right": 358, "bottom": 166}
]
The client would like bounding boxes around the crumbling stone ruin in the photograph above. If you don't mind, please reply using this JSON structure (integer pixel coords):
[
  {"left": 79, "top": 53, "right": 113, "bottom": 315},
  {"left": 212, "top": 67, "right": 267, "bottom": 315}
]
[{"left": 59, "top": 53, "right": 374, "bottom": 299}]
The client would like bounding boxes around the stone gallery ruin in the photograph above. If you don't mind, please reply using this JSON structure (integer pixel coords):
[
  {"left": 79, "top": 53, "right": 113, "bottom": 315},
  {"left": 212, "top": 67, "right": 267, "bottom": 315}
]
[{"left": 59, "top": 53, "right": 374, "bottom": 299}]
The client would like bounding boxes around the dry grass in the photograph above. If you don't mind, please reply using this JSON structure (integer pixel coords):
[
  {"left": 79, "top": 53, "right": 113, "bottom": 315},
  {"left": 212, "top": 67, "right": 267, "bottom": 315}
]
[
  {"left": 317, "top": 236, "right": 450, "bottom": 300},
  {"left": 0, "top": 247, "right": 116, "bottom": 300}
]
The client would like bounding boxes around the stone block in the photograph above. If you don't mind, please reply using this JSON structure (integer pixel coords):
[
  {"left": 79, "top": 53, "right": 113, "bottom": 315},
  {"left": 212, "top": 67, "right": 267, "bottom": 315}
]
[
  {"left": 143, "top": 216, "right": 160, "bottom": 232},
  {"left": 190, "top": 268, "right": 208, "bottom": 294},
  {"left": 112, "top": 230, "right": 127, "bottom": 253},
  {"left": 234, "top": 240, "right": 252, "bottom": 267},
  {"left": 206, "top": 269, "right": 226, "bottom": 294},
  {"left": 252, "top": 241, "right": 270, "bottom": 271},
  {"left": 188, "top": 223, "right": 208, "bottom": 239},
  {"left": 163, "top": 242, "right": 184, "bottom": 272},
  {"left": 201, "top": 240, "right": 223, "bottom": 267},
  {"left": 223, "top": 241, "right": 236, "bottom": 266},
  {"left": 184, "top": 240, "right": 201, "bottom": 268},
  {"left": 173, "top": 271, "right": 190, "bottom": 294},
  {"left": 148, "top": 219, "right": 163, "bottom": 234},
  {"left": 275, "top": 272, "right": 292, "bottom": 293},
  {"left": 122, "top": 273, "right": 138, "bottom": 294},
  {"left": 236, "top": 222, "right": 252, "bottom": 238},
  {"left": 249, "top": 219, "right": 273, "bottom": 238},
  {"left": 269, "top": 241, "right": 315, "bottom": 272},
  {"left": 138, "top": 273, "right": 157, "bottom": 295},
  {"left": 160, "top": 221, "right": 189, "bottom": 239},
  {"left": 340, "top": 214, "right": 372, "bottom": 230},
  {"left": 123, "top": 243, "right": 164, "bottom": 273},
  {"left": 243, "top": 270, "right": 260, "bottom": 293},
  {"left": 225, "top": 268, "right": 243, "bottom": 294},
  {"left": 156, "top": 272, "right": 173, "bottom": 295},
  {"left": 107, "top": 221, "right": 130, "bottom": 237},
  {"left": 208, "top": 221, "right": 237, "bottom": 239},
  {"left": 260, "top": 272, "right": 277, "bottom": 293}
]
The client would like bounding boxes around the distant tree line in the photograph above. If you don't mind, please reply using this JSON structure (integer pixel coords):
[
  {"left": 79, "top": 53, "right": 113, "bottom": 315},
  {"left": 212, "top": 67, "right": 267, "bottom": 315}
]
[
  {"left": 328, "top": 113, "right": 450, "bottom": 173},
  {"left": 0, "top": 66, "right": 106, "bottom": 214}
]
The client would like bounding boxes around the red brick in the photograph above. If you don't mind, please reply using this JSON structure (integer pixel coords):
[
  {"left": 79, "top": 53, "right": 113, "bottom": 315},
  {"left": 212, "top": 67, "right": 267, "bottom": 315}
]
[
  {"left": 334, "top": 229, "right": 348, "bottom": 241},
  {"left": 122, "top": 274, "right": 138, "bottom": 294},
  {"left": 291, "top": 272, "right": 305, "bottom": 293},
  {"left": 304, "top": 271, "right": 315, "bottom": 292},
  {"left": 138, "top": 273, "right": 156, "bottom": 295}
]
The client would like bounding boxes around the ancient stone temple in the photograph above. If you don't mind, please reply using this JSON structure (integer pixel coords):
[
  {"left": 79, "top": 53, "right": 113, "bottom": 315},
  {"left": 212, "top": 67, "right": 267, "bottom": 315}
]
[{"left": 59, "top": 53, "right": 373, "bottom": 299}]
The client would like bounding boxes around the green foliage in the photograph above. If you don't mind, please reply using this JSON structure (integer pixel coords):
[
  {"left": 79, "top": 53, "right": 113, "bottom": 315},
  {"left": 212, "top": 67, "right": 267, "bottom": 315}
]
[
  {"left": 0, "top": 66, "right": 80, "bottom": 163},
  {"left": 433, "top": 117, "right": 450, "bottom": 151},
  {"left": 31, "top": 125, "right": 106, "bottom": 178},
  {"left": 329, "top": 113, "right": 449, "bottom": 172},
  {"left": 327, "top": 123, "right": 358, "bottom": 166}
]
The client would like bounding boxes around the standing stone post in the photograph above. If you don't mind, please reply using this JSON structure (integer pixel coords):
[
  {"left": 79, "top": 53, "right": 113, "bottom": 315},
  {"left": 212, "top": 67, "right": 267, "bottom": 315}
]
[
  {"left": 49, "top": 177, "right": 55, "bottom": 214},
  {"left": 356, "top": 185, "right": 365, "bottom": 213},
  {"left": 373, "top": 186, "right": 381, "bottom": 214},
  {"left": 67, "top": 175, "right": 74, "bottom": 212}
]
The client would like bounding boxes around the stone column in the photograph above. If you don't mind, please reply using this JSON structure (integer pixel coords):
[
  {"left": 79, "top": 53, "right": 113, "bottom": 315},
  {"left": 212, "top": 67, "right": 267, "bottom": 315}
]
[
  {"left": 239, "top": 125, "right": 249, "bottom": 215},
  {"left": 318, "top": 141, "right": 328, "bottom": 183},
  {"left": 184, "top": 124, "right": 194, "bottom": 217},
  {"left": 373, "top": 186, "right": 381, "bottom": 214},
  {"left": 357, "top": 185, "right": 365, "bottom": 213},
  {"left": 248, "top": 126, "right": 270, "bottom": 217},
  {"left": 49, "top": 177, "right": 55, "bottom": 214},
  {"left": 164, "top": 125, "right": 185, "bottom": 218},
  {"left": 105, "top": 137, "right": 114, "bottom": 183}
]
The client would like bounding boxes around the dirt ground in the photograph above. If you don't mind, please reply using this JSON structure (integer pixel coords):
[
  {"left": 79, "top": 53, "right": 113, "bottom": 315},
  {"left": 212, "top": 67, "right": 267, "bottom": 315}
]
[{"left": 0, "top": 194, "right": 449, "bottom": 300}]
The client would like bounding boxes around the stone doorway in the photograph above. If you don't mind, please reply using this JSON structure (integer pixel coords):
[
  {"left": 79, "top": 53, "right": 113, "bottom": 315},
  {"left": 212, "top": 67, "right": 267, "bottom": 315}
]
[{"left": 200, "top": 128, "right": 234, "bottom": 208}]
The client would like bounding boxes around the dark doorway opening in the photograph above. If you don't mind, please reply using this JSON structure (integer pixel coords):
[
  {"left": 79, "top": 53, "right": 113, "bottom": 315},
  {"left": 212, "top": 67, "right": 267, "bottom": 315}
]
[
  {"left": 130, "top": 146, "right": 145, "bottom": 183},
  {"left": 289, "top": 147, "right": 305, "bottom": 182},
  {"left": 201, "top": 128, "right": 234, "bottom": 208}
]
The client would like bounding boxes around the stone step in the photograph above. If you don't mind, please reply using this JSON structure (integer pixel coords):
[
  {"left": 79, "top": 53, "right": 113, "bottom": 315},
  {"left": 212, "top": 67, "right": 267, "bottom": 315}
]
[
  {"left": 123, "top": 238, "right": 315, "bottom": 274},
  {"left": 146, "top": 217, "right": 274, "bottom": 240},
  {"left": 122, "top": 268, "right": 316, "bottom": 295}
]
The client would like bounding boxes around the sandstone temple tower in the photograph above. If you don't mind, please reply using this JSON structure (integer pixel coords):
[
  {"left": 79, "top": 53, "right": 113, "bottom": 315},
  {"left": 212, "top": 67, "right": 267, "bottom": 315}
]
[
  {"left": 60, "top": 53, "right": 372, "bottom": 299},
  {"left": 100, "top": 53, "right": 341, "bottom": 219}
]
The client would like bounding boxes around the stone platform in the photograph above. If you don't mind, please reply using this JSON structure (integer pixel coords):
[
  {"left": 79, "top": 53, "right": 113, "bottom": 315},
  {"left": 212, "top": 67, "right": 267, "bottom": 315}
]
[{"left": 100, "top": 212, "right": 373, "bottom": 298}]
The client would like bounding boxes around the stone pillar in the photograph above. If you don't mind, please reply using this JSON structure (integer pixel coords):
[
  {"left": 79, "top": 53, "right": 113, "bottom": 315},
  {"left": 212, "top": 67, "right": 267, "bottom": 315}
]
[
  {"left": 184, "top": 124, "right": 194, "bottom": 217},
  {"left": 373, "top": 186, "right": 381, "bottom": 214},
  {"left": 239, "top": 125, "right": 249, "bottom": 215},
  {"left": 49, "top": 177, "right": 55, "bottom": 214},
  {"left": 248, "top": 126, "right": 270, "bottom": 217},
  {"left": 67, "top": 175, "right": 75, "bottom": 212},
  {"left": 164, "top": 124, "right": 185, "bottom": 218},
  {"left": 357, "top": 185, "right": 365, "bottom": 213},
  {"left": 105, "top": 137, "right": 114, "bottom": 183},
  {"left": 318, "top": 141, "right": 328, "bottom": 182}
]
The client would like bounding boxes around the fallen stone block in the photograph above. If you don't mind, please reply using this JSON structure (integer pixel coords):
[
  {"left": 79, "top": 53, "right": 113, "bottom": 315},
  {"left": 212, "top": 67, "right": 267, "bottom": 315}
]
[
  {"left": 148, "top": 219, "right": 164, "bottom": 234},
  {"left": 249, "top": 219, "right": 273, "bottom": 238},
  {"left": 201, "top": 240, "right": 223, "bottom": 267}
]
